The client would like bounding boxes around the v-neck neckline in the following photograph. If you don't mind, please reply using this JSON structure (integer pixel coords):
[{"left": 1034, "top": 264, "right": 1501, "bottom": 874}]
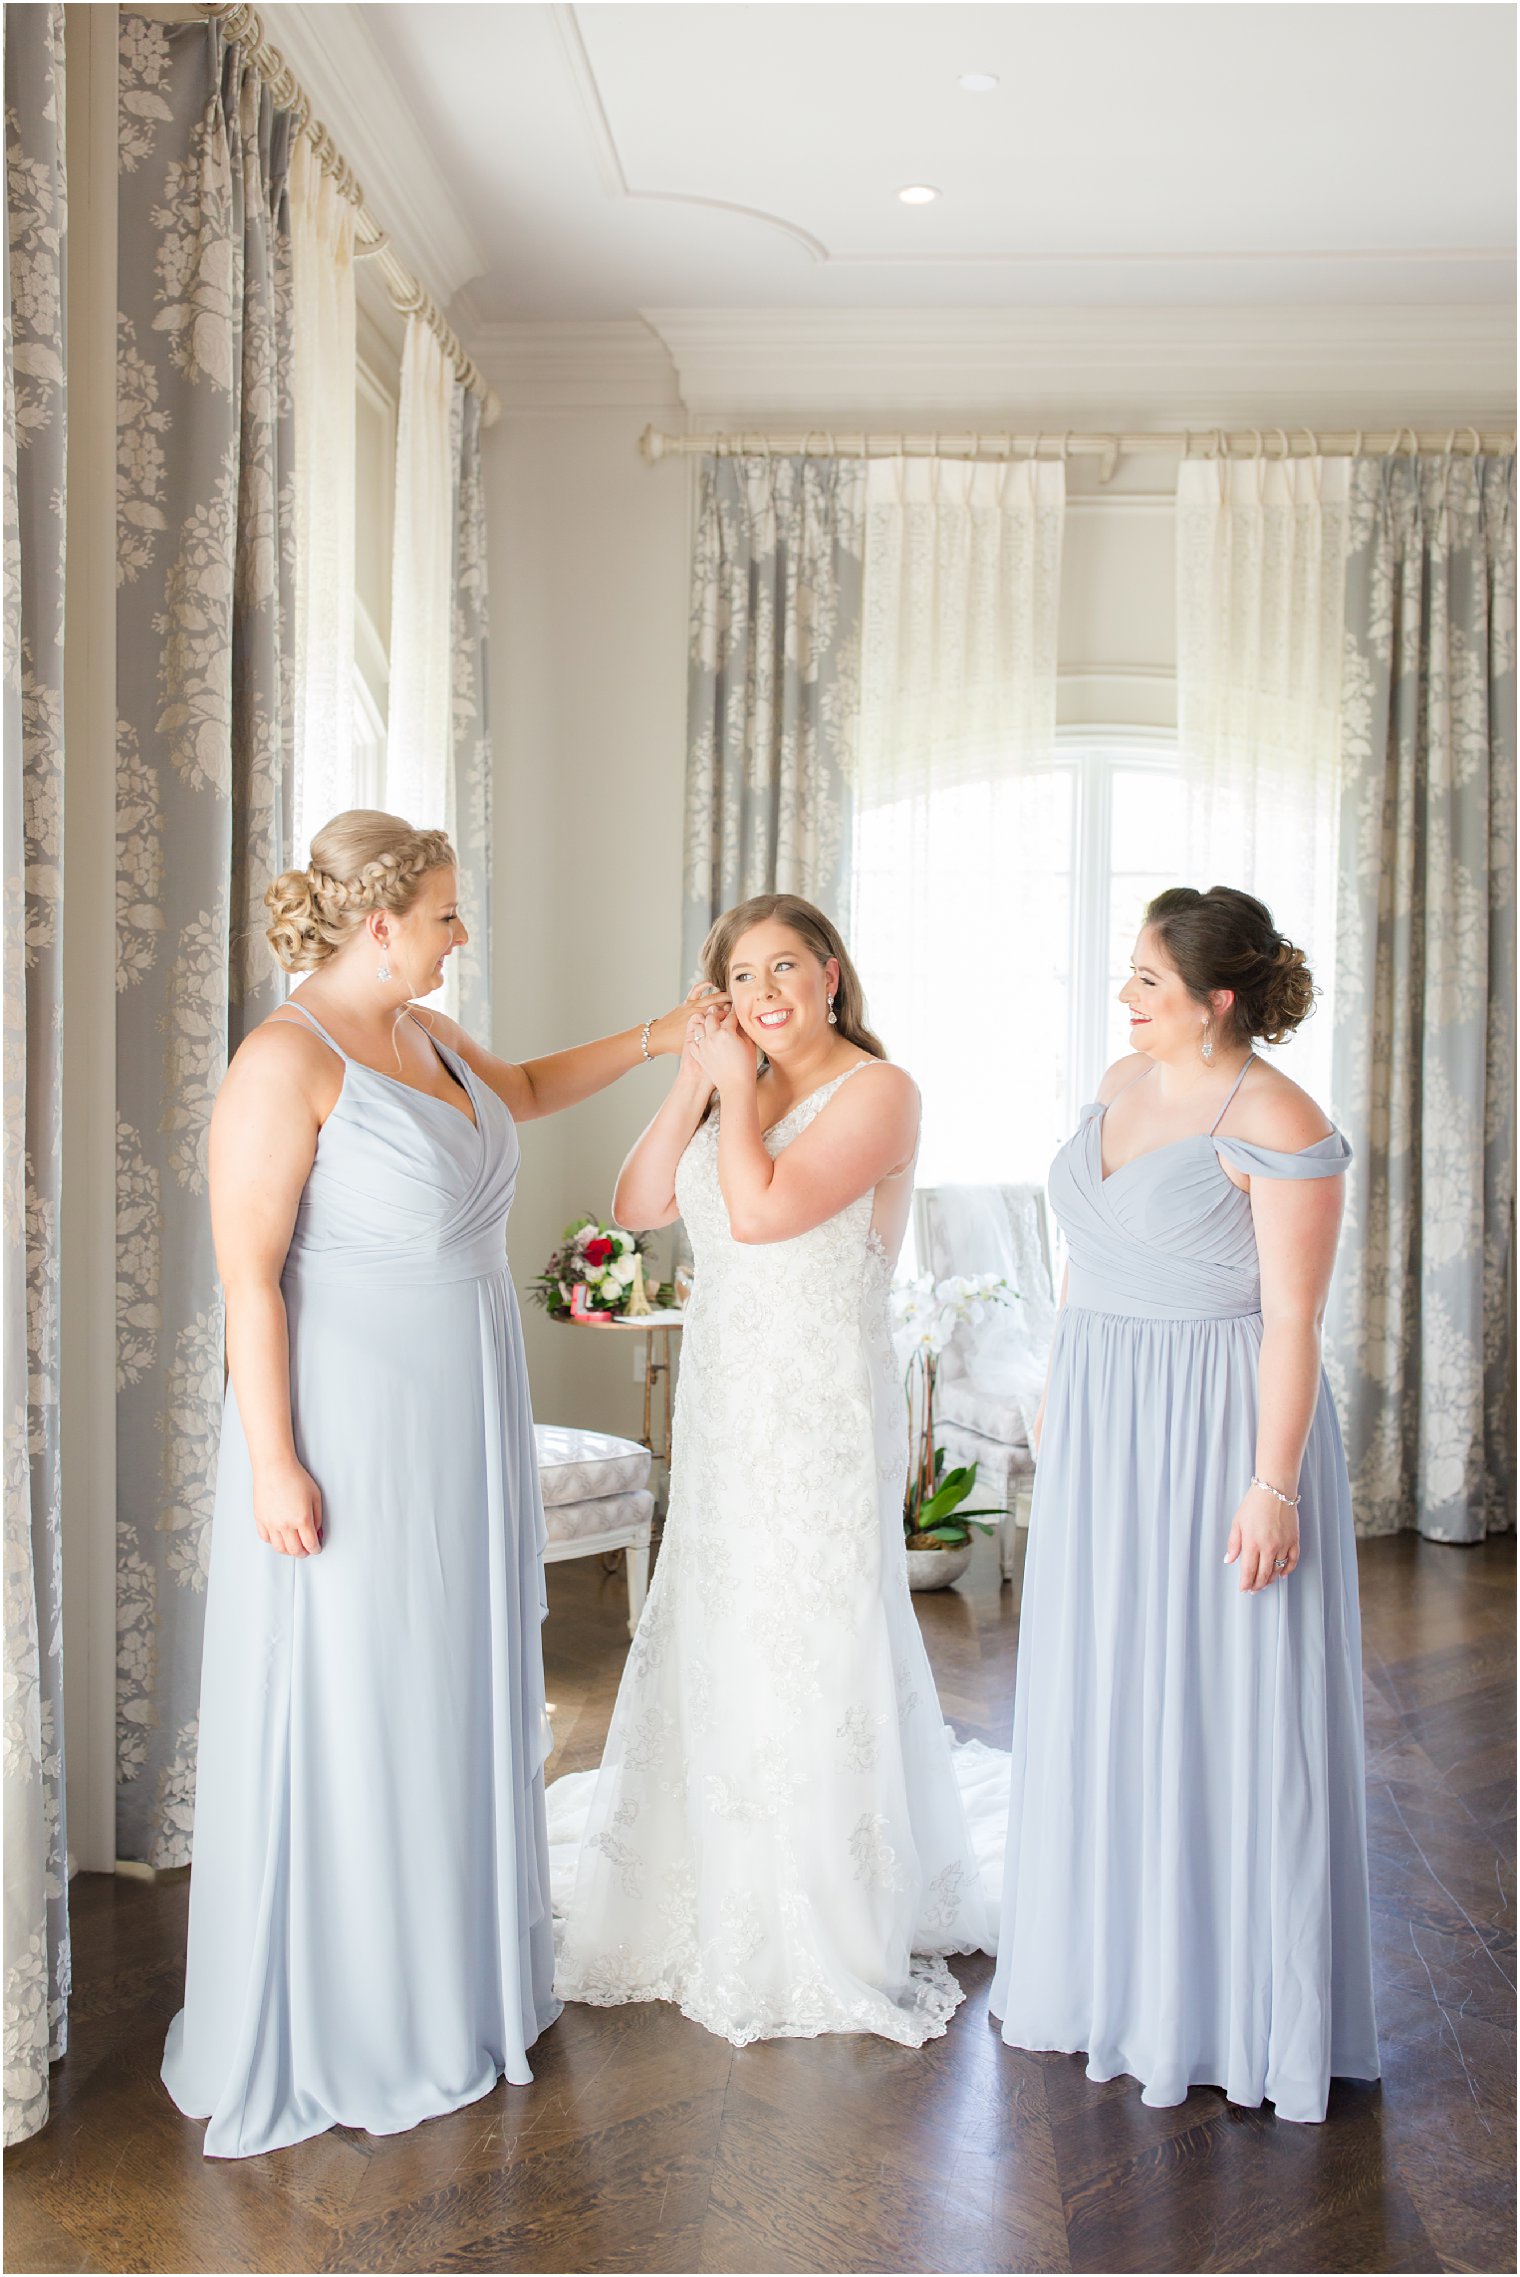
[
  {"left": 281, "top": 1005, "right": 480, "bottom": 1135},
  {"left": 758, "top": 1059, "right": 875, "bottom": 1138},
  {"left": 1095, "top": 1054, "right": 1255, "bottom": 1185}
]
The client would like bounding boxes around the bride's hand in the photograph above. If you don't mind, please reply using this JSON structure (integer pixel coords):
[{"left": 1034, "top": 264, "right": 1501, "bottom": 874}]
[
  {"left": 688, "top": 1004, "right": 756, "bottom": 1092},
  {"left": 645, "top": 978, "right": 731, "bottom": 1059}
]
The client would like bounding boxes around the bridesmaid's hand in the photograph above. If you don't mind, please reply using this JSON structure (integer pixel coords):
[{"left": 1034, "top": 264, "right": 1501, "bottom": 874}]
[
  {"left": 644, "top": 978, "right": 731, "bottom": 1059},
  {"left": 254, "top": 1455, "right": 324, "bottom": 1558},
  {"left": 1225, "top": 1485, "right": 1298, "bottom": 1592},
  {"left": 688, "top": 1004, "right": 756, "bottom": 1093}
]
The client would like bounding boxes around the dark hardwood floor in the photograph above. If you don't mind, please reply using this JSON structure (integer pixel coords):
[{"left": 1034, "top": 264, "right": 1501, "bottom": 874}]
[{"left": 6, "top": 1531, "right": 1514, "bottom": 2276}]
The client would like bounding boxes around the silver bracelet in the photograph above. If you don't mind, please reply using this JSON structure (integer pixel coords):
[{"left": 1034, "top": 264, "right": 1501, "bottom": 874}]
[
  {"left": 640, "top": 1018, "right": 654, "bottom": 1062},
  {"left": 1250, "top": 1472, "right": 1301, "bottom": 1509}
]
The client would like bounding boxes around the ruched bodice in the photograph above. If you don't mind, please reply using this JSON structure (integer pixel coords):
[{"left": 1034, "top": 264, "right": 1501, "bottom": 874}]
[
  {"left": 283, "top": 1024, "right": 517, "bottom": 1287},
  {"left": 1053, "top": 1103, "right": 1354, "bottom": 1321}
]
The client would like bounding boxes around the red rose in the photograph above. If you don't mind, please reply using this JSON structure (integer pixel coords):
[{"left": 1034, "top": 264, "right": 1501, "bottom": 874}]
[{"left": 584, "top": 1236, "right": 613, "bottom": 1266}]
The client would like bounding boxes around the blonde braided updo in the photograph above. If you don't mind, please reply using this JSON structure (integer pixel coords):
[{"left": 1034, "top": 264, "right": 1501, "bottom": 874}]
[{"left": 264, "top": 810, "right": 458, "bottom": 975}]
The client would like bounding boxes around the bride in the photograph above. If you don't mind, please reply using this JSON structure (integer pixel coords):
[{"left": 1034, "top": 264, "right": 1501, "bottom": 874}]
[{"left": 551, "top": 893, "right": 994, "bottom": 2048}]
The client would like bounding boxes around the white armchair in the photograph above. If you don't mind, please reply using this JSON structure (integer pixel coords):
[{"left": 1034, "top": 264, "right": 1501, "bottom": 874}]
[
  {"left": 912, "top": 1183, "right": 1059, "bottom": 1581},
  {"left": 537, "top": 1424, "right": 654, "bottom": 1637}
]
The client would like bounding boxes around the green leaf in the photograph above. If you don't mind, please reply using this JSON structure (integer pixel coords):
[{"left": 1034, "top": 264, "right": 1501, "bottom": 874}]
[
  {"left": 913, "top": 1524, "right": 971, "bottom": 1548},
  {"left": 919, "top": 1467, "right": 976, "bottom": 1522}
]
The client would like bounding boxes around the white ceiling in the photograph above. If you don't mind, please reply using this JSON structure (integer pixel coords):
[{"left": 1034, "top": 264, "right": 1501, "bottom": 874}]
[{"left": 345, "top": 0, "right": 1514, "bottom": 321}]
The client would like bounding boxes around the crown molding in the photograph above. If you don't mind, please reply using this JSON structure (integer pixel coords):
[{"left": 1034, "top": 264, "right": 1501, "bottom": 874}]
[
  {"left": 257, "top": 2, "right": 485, "bottom": 304},
  {"left": 470, "top": 320, "right": 683, "bottom": 411},
  {"left": 644, "top": 305, "right": 1517, "bottom": 424}
]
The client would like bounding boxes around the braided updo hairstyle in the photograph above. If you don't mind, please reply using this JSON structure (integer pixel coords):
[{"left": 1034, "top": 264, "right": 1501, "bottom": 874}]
[
  {"left": 264, "top": 811, "right": 457, "bottom": 975},
  {"left": 1144, "top": 886, "right": 1316, "bottom": 1046}
]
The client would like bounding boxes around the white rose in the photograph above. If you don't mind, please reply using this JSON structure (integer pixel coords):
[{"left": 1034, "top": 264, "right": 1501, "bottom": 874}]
[{"left": 613, "top": 1254, "right": 639, "bottom": 1285}]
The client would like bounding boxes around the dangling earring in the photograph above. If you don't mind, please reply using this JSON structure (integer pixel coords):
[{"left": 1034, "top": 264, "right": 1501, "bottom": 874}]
[
  {"left": 1200, "top": 1019, "right": 1214, "bottom": 1064},
  {"left": 377, "top": 952, "right": 391, "bottom": 984},
  {"left": 827, "top": 995, "right": 838, "bottom": 1026}
]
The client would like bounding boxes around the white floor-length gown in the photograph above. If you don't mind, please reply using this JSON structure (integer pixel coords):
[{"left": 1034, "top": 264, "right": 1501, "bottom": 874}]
[{"left": 551, "top": 1063, "right": 999, "bottom": 2046}]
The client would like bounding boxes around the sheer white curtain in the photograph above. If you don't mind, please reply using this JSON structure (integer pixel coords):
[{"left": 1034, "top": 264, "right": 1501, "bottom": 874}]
[
  {"left": 1176, "top": 456, "right": 1350, "bottom": 1100},
  {"left": 850, "top": 457, "right": 1066, "bottom": 1185},
  {"left": 386, "top": 316, "right": 455, "bottom": 837},
  {"left": 289, "top": 137, "right": 356, "bottom": 863}
]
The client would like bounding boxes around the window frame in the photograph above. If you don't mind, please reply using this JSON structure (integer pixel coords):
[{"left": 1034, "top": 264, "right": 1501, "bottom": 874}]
[{"left": 1052, "top": 727, "right": 1180, "bottom": 1133}]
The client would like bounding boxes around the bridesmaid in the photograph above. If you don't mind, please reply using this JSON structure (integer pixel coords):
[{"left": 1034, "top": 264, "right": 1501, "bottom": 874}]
[
  {"left": 162, "top": 809, "right": 694, "bottom": 2157},
  {"left": 991, "top": 885, "right": 1379, "bottom": 2125}
]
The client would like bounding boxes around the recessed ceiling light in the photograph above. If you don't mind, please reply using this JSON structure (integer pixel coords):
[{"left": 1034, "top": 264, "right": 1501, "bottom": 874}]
[
  {"left": 898, "top": 184, "right": 940, "bottom": 205},
  {"left": 958, "top": 71, "right": 999, "bottom": 92}
]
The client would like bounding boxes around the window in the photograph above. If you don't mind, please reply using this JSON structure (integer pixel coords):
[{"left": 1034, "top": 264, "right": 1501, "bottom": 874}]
[
  {"left": 853, "top": 732, "right": 1332, "bottom": 1197},
  {"left": 850, "top": 741, "right": 1178, "bottom": 1189}
]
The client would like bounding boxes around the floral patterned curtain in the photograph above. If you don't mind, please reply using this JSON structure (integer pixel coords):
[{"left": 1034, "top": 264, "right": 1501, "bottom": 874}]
[
  {"left": 682, "top": 454, "right": 866, "bottom": 982},
  {"left": 3, "top": 0, "right": 70, "bottom": 2149},
  {"left": 1327, "top": 455, "right": 1517, "bottom": 1540},
  {"left": 115, "top": 15, "right": 294, "bottom": 1863},
  {"left": 451, "top": 384, "right": 492, "bottom": 1041}
]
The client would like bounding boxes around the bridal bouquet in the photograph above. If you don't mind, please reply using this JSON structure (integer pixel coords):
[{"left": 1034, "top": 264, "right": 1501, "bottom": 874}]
[
  {"left": 531, "top": 1217, "right": 672, "bottom": 1322},
  {"left": 892, "top": 1274, "right": 1017, "bottom": 1551}
]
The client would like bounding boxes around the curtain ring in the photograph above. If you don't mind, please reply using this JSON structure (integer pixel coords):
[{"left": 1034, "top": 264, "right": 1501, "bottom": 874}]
[
  {"left": 1466, "top": 425, "right": 1482, "bottom": 458},
  {"left": 1060, "top": 430, "right": 1072, "bottom": 463}
]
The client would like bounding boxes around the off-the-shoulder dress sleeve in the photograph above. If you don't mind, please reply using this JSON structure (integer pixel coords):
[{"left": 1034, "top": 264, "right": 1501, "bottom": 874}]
[{"left": 1213, "top": 1130, "right": 1352, "bottom": 1180}]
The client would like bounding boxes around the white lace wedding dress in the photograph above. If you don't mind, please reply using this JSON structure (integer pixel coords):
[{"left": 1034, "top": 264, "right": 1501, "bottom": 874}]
[{"left": 549, "top": 1062, "right": 1003, "bottom": 2048}]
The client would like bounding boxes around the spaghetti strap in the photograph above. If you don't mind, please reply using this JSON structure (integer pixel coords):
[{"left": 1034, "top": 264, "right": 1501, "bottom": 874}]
[
  {"left": 1113, "top": 1058, "right": 1156, "bottom": 1102},
  {"left": 270, "top": 1001, "right": 348, "bottom": 1061},
  {"left": 1208, "top": 1051, "right": 1256, "bottom": 1135}
]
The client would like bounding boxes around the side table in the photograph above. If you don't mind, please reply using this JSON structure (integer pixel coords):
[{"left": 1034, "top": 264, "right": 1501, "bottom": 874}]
[{"left": 549, "top": 1307, "right": 684, "bottom": 1477}]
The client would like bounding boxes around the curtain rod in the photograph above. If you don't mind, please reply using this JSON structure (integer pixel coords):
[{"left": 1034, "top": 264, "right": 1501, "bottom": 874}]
[
  {"left": 640, "top": 423, "right": 1516, "bottom": 480},
  {"left": 203, "top": 3, "right": 500, "bottom": 423}
]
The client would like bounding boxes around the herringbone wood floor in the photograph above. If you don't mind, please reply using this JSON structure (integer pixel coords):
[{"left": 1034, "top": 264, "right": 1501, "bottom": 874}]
[{"left": 5, "top": 1530, "right": 1514, "bottom": 2276}]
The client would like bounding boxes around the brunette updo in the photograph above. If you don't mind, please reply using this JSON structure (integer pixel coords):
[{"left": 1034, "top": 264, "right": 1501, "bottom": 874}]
[
  {"left": 264, "top": 810, "right": 457, "bottom": 975},
  {"left": 699, "top": 893, "right": 887, "bottom": 1061},
  {"left": 1143, "top": 886, "right": 1316, "bottom": 1046}
]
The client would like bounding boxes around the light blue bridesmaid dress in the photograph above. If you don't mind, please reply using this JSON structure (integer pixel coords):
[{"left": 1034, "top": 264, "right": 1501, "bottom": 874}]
[
  {"left": 162, "top": 1005, "right": 561, "bottom": 2157},
  {"left": 990, "top": 1057, "right": 1380, "bottom": 2125}
]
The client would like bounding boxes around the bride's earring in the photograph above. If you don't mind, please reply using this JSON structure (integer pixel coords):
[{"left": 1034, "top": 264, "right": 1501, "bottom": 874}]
[
  {"left": 1200, "top": 1019, "right": 1214, "bottom": 1063},
  {"left": 827, "top": 995, "right": 838, "bottom": 1026},
  {"left": 377, "top": 938, "right": 391, "bottom": 984}
]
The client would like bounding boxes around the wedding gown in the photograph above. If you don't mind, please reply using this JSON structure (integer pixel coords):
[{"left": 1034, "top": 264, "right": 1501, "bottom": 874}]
[{"left": 550, "top": 1062, "right": 1001, "bottom": 2047}]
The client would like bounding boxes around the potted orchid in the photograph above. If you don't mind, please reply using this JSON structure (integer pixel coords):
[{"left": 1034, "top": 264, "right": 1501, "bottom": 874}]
[
  {"left": 891, "top": 1273, "right": 1017, "bottom": 1590},
  {"left": 531, "top": 1216, "right": 672, "bottom": 1321}
]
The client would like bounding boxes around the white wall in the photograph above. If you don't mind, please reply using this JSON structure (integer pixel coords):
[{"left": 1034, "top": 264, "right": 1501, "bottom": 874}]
[
  {"left": 484, "top": 404, "right": 1179, "bottom": 1436},
  {"left": 487, "top": 404, "right": 695, "bottom": 1433}
]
